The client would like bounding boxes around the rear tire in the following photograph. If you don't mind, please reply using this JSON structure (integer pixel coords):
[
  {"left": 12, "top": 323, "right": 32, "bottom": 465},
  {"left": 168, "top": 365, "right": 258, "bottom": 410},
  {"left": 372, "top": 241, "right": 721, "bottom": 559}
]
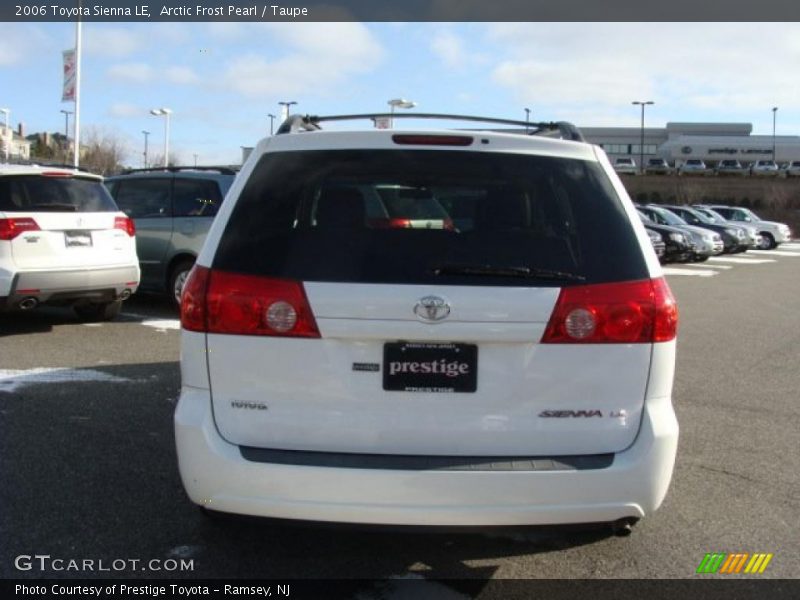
[
  {"left": 74, "top": 300, "right": 122, "bottom": 322},
  {"left": 169, "top": 259, "right": 195, "bottom": 308}
]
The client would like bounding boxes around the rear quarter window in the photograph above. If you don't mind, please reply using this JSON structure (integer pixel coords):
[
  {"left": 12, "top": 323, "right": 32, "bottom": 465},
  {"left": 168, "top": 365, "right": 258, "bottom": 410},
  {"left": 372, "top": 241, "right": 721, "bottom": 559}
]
[{"left": 213, "top": 149, "right": 648, "bottom": 287}]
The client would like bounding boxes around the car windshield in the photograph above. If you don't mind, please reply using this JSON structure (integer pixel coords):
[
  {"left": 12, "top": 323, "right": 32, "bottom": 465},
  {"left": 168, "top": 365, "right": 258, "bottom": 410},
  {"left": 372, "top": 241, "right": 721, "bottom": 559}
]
[
  {"left": 0, "top": 175, "right": 118, "bottom": 213},
  {"left": 213, "top": 149, "right": 648, "bottom": 287},
  {"left": 647, "top": 207, "right": 687, "bottom": 226},
  {"left": 697, "top": 208, "right": 727, "bottom": 224},
  {"left": 683, "top": 208, "right": 714, "bottom": 224}
]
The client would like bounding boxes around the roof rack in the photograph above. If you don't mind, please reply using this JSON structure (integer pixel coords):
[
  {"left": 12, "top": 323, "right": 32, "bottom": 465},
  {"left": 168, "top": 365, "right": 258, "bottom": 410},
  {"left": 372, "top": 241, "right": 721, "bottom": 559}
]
[
  {"left": 120, "top": 166, "right": 239, "bottom": 175},
  {"left": 275, "top": 113, "right": 585, "bottom": 142}
]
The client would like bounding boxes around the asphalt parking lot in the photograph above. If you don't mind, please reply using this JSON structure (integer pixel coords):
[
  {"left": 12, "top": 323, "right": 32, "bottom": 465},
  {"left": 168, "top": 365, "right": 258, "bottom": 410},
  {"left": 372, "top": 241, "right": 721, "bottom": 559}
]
[{"left": 1, "top": 245, "right": 799, "bottom": 588}]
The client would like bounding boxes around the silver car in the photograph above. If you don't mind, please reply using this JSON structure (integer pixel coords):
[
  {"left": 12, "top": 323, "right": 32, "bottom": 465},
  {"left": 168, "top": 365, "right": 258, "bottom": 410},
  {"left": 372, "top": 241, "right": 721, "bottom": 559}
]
[
  {"left": 106, "top": 167, "right": 236, "bottom": 306},
  {"left": 706, "top": 205, "right": 792, "bottom": 250}
]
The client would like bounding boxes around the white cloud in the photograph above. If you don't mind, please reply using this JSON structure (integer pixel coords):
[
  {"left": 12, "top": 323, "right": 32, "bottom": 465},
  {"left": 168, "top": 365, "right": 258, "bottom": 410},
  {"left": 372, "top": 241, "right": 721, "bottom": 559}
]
[
  {"left": 431, "top": 30, "right": 467, "bottom": 70},
  {"left": 0, "top": 24, "right": 52, "bottom": 67},
  {"left": 84, "top": 27, "right": 144, "bottom": 58},
  {"left": 108, "top": 103, "right": 144, "bottom": 118},
  {"left": 107, "top": 62, "right": 154, "bottom": 84},
  {"left": 165, "top": 66, "right": 200, "bottom": 85},
  {"left": 485, "top": 23, "right": 800, "bottom": 124},
  {"left": 222, "top": 23, "right": 383, "bottom": 97}
]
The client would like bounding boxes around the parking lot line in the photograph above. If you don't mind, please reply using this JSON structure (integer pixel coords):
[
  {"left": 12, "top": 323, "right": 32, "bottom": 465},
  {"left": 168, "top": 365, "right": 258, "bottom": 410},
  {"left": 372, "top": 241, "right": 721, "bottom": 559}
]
[
  {"left": 662, "top": 267, "right": 718, "bottom": 277},
  {"left": 682, "top": 263, "right": 733, "bottom": 269},
  {"left": 748, "top": 250, "right": 800, "bottom": 257},
  {"left": 708, "top": 256, "right": 776, "bottom": 264}
]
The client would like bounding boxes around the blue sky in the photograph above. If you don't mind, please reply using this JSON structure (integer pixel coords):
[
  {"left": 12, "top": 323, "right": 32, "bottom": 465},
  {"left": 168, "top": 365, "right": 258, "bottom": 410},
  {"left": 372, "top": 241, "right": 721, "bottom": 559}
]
[{"left": 2, "top": 22, "right": 800, "bottom": 166}]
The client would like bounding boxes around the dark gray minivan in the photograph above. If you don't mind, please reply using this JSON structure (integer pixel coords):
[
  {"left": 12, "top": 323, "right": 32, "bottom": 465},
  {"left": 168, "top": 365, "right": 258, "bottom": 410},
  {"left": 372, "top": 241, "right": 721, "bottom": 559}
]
[{"left": 106, "top": 167, "right": 236, "bottom": 306}]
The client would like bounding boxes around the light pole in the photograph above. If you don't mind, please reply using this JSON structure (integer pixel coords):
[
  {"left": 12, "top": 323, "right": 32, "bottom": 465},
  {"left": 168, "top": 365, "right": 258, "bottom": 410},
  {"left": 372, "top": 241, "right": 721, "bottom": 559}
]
[
  {"left": 772, "top": 106, "right": 778, "bottom": 162},
  {"left": 141, "top": 130, "right": 150, "bottom": 168},
  {"left": 632, "top": 100, "right": 654, "bottom": 174},
  {"left": 150, "top": 107, "right": 172, "bottom": 167},
  {"left": 0, "top": 108, "right": 9, "bottom": 162},
  {"left": 267, "top": 113, "right": 276, "bottom": 135},
  {"left": 60, "top": 109, "right": 73, "bottom": 161},
  {"left": 193, "top": 153, "right": 198, "bottom": 167},
  {"left": 278, "top": 101, "right": 297, "bottom": 121},
  {"left": 524, "top": 107, "right": 531, "bottom": 133},
  {"left": 387, "top": 98, "right": 416, "bottom": 127}
]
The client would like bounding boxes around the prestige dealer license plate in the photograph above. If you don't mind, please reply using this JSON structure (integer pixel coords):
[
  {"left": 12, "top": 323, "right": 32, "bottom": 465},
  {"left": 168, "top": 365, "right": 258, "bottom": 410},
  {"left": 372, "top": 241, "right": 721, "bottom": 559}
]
[{"left": 383, "top": 342, "right": 477, "bottom": 393}]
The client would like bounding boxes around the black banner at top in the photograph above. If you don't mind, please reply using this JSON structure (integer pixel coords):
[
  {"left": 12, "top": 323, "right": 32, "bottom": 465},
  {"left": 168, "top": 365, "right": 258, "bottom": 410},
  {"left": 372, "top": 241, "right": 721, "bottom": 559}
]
[{"left": 5, "top": 0, "right": 800, "bottom": 22}]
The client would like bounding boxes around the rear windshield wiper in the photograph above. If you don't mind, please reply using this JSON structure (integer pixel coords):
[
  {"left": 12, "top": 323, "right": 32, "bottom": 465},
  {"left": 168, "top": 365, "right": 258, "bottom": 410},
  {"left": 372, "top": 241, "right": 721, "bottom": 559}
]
[{"left": 431, "top": 263, "right": 586, "bottom": 282}]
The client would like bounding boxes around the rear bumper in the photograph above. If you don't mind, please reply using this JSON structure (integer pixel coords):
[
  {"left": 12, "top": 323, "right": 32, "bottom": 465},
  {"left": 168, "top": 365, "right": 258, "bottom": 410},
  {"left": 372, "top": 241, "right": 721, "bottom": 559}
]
[
  {"left": 0, "top": 264, "right": 140, "bottom": 305},
  {"left": 175, "top": 390, "right": 679, "bottom": 526}
]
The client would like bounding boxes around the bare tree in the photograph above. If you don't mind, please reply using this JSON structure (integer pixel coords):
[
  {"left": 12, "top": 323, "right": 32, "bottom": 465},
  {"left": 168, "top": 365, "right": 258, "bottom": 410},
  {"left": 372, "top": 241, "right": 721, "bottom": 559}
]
[
  {"left": 80, "top": 127, "right": 130, "bottom": 175},
  {"left": 146, "top": 152, "right": 183, "bottom": 169}
]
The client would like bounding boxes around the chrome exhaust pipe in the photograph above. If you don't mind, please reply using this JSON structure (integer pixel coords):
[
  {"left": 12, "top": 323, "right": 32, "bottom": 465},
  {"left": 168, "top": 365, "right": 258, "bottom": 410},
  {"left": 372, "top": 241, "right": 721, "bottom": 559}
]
[
  {"left": 119, "top": 289, "right": 132, "bottom": 300},
  {"left": 18, "top": 297, "right": 39, "bottom": 310}
]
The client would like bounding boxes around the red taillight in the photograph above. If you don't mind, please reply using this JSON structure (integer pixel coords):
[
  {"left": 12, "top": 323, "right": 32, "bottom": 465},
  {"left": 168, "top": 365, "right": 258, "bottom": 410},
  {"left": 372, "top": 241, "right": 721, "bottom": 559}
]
[
  {"left": 0, "top": 218, "right": 40, "bottom": 241},
  {"left": 392, "top": 134, "right": 473, "bottom": 146},
  {"left": 541, "top": 278, "right": 678, "bottom": 344},
  {"left": 114, "top": 216, "right": 136, "bottom": 236},
  {"left": 181, "top": 267, "right": 320, "bottom": 338},
  {"left": 369, "top": 217, "right": 413, "bottom": 229},
  {"left": 180, "top": 265, "right": 211, "bottom": 332}
]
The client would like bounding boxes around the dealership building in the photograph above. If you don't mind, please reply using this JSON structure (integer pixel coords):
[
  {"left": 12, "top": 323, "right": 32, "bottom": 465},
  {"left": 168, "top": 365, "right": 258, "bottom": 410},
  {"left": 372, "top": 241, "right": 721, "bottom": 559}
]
[{"left": 581, "top": 122, "right": 800, "bottom": 167}]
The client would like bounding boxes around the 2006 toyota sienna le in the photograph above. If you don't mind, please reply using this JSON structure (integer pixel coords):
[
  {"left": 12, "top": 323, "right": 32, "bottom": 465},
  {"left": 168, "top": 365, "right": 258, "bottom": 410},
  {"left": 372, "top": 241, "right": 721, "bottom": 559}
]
[{"left": 175, "top": 113, "right": 679, "bottom": 534}]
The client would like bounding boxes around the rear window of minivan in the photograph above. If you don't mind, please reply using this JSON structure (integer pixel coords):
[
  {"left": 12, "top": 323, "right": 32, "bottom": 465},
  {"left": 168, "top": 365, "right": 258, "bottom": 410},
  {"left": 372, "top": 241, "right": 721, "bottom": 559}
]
[
  {"left": 0, "top": 175, "right": 118, "bottom": 213},
  {"left": 213, "top": 150, "right": 648, "bottom": 287}
]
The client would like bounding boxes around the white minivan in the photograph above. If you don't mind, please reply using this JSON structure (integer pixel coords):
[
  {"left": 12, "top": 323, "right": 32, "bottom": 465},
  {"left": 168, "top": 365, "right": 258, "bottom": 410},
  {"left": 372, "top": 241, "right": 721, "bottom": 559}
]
[
  {"left": 175, "top": 115, "right": 679, "bottom": 533},
  {"left": 0, "top": 165, "right": 139, "bottom": 320}
]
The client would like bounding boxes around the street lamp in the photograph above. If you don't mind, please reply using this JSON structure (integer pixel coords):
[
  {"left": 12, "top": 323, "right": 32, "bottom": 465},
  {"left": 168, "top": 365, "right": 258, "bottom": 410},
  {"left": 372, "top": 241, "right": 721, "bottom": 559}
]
[
  {"left": 524, "top": 107, "right": 531, "bottom": 133},
  {"left": 387, "top": 98, "right": 416, "bottom": 127},
  {"left": 632, "top": 100, "right": 654, "bottom": 174},
  {"left": 60, "top": 109, "right": 73, "bottom": 161},
  {"left": 193, "top": 153, "right": 198, "bottom": 167},
  {"left": 150, "top": 107, "right": 172, "bottom": 168},
  {"left": 268, "top": 113, "right": 276, "bottom": 135},
  {"left": 772, "top": 106, "right": 778, "bottom": 162},
  {"left": 141, "top": 130, "right": 150, "bottom": 168},
  {"left": 278, "top": 101, "right": 297, "bottom": 121},
  {"left": 0, "top": 108, "right": 10, "bottom": 162}
]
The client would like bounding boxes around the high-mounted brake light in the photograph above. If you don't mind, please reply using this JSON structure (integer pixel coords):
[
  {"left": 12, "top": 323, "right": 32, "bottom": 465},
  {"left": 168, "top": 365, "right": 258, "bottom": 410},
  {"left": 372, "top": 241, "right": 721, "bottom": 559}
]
[
  {"left": 114, "top": 216, "right": 136, "bottom": 236},
  {"left": 0, "top": 218, "right": 40, "bottom": 241},
  {"left": 180, "top": 266, "right": 320, "bottom": 338},
  {"left": 541, "top": 278, "right": 678, "bottom": 344},
  {"left": 392, "top": 134, "right": 473, "bottom": 147},
  {"left": 41, "top": 171, "right": 72, "bottom": 178}
]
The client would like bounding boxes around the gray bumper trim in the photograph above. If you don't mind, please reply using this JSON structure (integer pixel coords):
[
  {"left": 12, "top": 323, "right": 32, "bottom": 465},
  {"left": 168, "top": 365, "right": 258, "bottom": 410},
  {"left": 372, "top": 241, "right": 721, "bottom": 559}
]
[{"left": 239, "top": 446, "right": 614, "bottom": 471}]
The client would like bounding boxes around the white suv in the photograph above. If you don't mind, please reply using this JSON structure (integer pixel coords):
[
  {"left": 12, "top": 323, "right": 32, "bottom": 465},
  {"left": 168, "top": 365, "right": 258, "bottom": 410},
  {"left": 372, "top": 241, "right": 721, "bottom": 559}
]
[
  {"left": 0, "top": 165, "right": 139, "bottom": 320},
  {"left": 175, "top": 114, "right": 679, "bottom": 532}
]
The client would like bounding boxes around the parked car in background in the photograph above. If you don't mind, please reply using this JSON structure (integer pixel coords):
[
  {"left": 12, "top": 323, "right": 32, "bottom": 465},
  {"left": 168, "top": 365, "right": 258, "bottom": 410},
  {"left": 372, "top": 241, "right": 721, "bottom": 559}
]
[
  {"left": 714, "top": 159, "right": 748, "bottom": 177},
  {"left": 749, "top": 160, "right": 780, "bottom": 177},
  {"left": 692, "top": 205, "right": 761, "bottom": 249},
  {"left": 613, "top": 157, "right": 638, "bottom": 175},
  {"left": 637, "top": 204, "right": 722, "bottom": 259},
  {"left": 781, "top": 160, "right": 800, "bottom": 177},
  {"left": 105, "top": 167, "right": 236, "bottom": 306},
  {"left": 638, "top": 213, "right": 691, "bottom": 263},
  {"left": 175, "top": 113, "right": 680, "bottom": 531},
  {"left": 645, "top": 227, "right": 666, "bottom": 259},
  {"left": 644, "top": 158, "right": 672, "bottom": 175},
  {"left": 678, "top": 159, "right": 709, "bottom": 176},
  {"left": 0, "top": 164, "right": 139, "bottom": 320},
  {"left": 705, "top": 205, "right": 792, "bottom": 249},
  {"left": 661, "top": 204, "right": 748, "bottom": 253}
]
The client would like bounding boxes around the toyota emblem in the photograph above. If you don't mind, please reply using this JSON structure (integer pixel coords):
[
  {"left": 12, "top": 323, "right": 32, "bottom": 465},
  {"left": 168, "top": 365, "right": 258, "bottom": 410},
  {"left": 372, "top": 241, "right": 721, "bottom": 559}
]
[{"left": 414, "top": 296, "right": 451, "bottom": 322}]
